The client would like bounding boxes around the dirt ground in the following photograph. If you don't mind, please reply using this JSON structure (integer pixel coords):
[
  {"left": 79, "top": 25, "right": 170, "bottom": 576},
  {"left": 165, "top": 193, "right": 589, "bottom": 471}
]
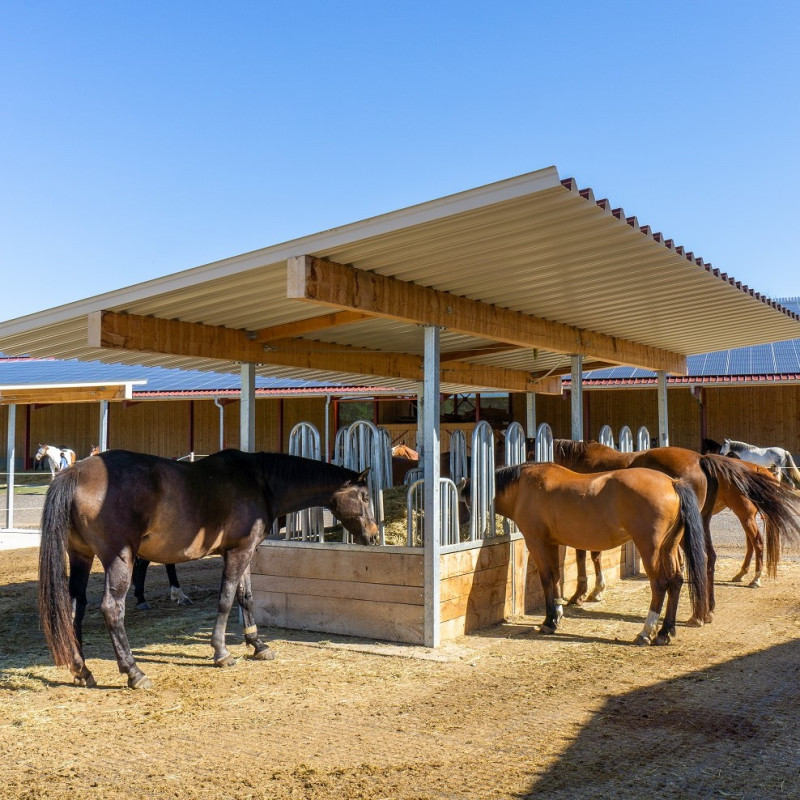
[{"left": 1, "top": 512, "right": 799, "bottom": 800}]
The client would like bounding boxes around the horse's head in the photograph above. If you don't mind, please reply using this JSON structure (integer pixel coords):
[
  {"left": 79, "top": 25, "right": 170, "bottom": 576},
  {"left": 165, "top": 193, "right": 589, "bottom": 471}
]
[
  {"left": 329, "top": 468, "right": 379, "bottom": 545},
  {"left": 719, "top": 439, "right": 731, "bottom": 456},
  {"left": 34, "top": 444, "right": 47, "bottom": 461}
]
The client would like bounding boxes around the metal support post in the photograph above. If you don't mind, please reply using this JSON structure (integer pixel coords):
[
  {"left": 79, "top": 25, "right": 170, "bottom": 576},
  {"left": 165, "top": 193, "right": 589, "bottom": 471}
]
[
  {"left": 5, "top": 404, "right": 16, "bottom": 530},
  {"left": 657, "top": 371, "right": 669, "bottom": 447},
  {"left": 422, "top": 326, "right": 441, "bottom": 648},
  {"left": 570, "top": 355, "right": 584, "bottom": 441},
  {"left": 98, "top": 400, "right": 109, "bottom": 452},
  {"left": 240, "top": 362, "right": 256, "bottom": 452}
]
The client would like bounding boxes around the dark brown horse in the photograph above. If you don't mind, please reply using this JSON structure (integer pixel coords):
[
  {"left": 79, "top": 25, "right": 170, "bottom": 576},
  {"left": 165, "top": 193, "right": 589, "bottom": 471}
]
[
  {"left": 460, "top": 463, "right": 709, "bottom": 645},
  {"left": 38, "top": 449, "right": 378, "bottom": 690},
  {"left": 550, "top": 440, "right": 800, "bottom": 615}
]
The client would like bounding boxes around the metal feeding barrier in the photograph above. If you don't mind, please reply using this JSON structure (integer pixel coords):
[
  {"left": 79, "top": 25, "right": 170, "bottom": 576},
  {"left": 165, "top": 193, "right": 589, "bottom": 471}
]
[
  {"left": 468, "top": 421, "right": 496, "bottom": 541},
  {"left": 598, "top": 424, "right": 615, "bottom": 449},
  {"left": 618, "top": 425, "right": 634, "bottom": 453},
  {"left": 449, "top": 429, "right": 468, "bottom": 484},
  {"left": 285, "top": 422, "right": 324, "bottom": 542},
  {"left": 338, "top": 420, "right": 391, "bottom": 545},
  {"left": 503, "top": 422, "right": 526, "bottom": 536},
  {"left": 637, "top": 426, "right": 652, "bottom": 450},
  {"left": 406, "top": 477, "right": 460, "bottom": 547},
  {"left": 534, "top": 422, "right": 554, "bottom": 463}
]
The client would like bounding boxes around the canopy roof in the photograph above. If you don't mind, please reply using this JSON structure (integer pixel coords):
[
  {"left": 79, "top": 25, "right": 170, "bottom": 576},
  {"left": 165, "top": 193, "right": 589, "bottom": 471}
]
[{"left": 1, "top": 166, "right": 798, "bottom": 394}]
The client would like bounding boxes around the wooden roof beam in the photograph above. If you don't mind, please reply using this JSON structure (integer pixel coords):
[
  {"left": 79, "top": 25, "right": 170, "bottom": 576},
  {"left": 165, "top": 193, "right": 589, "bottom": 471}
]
[
  {"left": 287, "top": 255, "right": 687, "bottom": 375},
  {"left": 253, "top": 310, "right": 372, "bottom": 342},
  {"left": 87, "top": 311, "right": 562, "bottom": 393}
]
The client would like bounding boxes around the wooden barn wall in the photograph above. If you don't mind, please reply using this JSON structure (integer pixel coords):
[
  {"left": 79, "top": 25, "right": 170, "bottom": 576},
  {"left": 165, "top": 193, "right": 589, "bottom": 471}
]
[
  {"left": 705, "top": 385, "right": 800, "bottom": 453},
  {"left": 109, "top": 401, "right": 192, "bottom": 457}
]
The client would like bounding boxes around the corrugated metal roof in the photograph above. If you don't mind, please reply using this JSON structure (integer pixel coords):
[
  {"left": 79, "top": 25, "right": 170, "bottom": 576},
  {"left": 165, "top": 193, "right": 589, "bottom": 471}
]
[{"left": 1, "top": 167, "right": 799, "bottom": 391}]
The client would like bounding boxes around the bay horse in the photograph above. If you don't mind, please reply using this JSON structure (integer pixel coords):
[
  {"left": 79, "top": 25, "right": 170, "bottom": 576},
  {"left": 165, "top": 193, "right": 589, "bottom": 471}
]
[
  {"left": 718, "top": 438, "right": 800, "bottom": 488},
  {"left": 87, "top": 446, "right": 191, "bottom": 610},
  {"left": 460, "top": 463, "right": 709, "bottom": 645},
  {"left": 550, "top": 440, "right": 800, "bottom": 611},
  {"left": 34, "top": 444, "right": 76, "bottom": 479},
  {"left": 38, "top": 449, "right": 378, "bottom": 690}
]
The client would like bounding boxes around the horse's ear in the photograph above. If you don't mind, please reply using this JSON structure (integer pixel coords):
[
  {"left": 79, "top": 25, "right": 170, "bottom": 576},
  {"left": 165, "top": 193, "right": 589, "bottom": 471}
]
[{"left": 356, "top": 467, "right": 371, "bottom": 483}]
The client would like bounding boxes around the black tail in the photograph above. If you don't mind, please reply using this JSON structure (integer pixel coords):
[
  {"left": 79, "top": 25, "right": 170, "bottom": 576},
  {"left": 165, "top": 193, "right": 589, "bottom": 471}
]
[
  {"left": 672, "top": 481, "right": 709, "bottom": 623},
  {"left": 38, "top": 468, "right": 80, "bottom": 667},
  {"left": 700, "top": 455, "right": 800, "bottom": 578}
]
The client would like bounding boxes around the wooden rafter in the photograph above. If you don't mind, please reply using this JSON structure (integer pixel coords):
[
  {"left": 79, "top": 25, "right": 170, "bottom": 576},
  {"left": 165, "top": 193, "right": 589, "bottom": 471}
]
[
  {"left": 87, "top": 311, "right": 563, "bottom": 393},
  {"left": 287, "top": 256, "right": 687, "bottom": 375},
  {"left": 253, "top": 310, "right": 372, "bottom": 341}
]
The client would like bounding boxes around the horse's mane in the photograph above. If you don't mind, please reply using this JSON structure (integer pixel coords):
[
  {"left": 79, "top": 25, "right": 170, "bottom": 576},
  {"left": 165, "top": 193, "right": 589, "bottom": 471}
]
[
  {"left": 495, "top": 465, "right": 522, "bottom": 496},
  {"left": 724, "top": 439, "right": 751, "bottom": 450},
  {"left": 552, "top": 439, "right": 591, "bottom": 460}
]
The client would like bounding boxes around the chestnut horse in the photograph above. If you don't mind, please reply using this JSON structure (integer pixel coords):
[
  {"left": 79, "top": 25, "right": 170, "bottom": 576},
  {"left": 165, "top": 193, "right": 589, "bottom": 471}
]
[
  {"left": 460, "top": 463, "right": 709, "bottom": 645},
  {"left": 550, "top": 440, "right": 800, "bottom": 615},
  {"left": 38, "top": 449, "right": 378, "bottom": 690}
]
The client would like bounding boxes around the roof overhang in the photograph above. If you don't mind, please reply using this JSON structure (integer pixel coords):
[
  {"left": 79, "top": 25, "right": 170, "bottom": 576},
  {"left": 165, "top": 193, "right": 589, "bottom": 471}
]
[
  {"left": 0, "top": 381, "right": 146, "bottom": 405},
  {"left": 1, "top": 166, "right": 799, "bottom": 393}
]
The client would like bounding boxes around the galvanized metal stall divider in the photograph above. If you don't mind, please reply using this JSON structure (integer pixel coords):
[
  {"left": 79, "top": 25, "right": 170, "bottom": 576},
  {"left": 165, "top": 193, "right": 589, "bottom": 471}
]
[
  {"left": 618, "top": 425, "right": 633, "bottom": 453},
  {"left": 598, "top": 424, "right": 615, "bottom": 449},
  {"left": 449, "top": 429, "right": 468, "bottom": 484},
  {"left": 339, "top": 420, "right": 391, "bottom": 545},
  {"left": 534, "top": 422, "right": 554, "bottom": 463},
  {"left": 468, "top": 421, "right": 496, "bottom": 541},
  {"left": 502, "top": 422, "right": 526, "bottom": 536},
  {"left": 286, "top": 422, "right": 324, "bottom": 542},
  {"left": 636, "top": 426, "right": 651, "bottom": 451}
]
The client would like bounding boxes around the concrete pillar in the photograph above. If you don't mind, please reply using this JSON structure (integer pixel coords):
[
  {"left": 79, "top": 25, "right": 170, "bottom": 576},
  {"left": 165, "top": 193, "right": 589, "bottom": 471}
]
[{"left": 240, "top": 362, "right": 256, "bottom": 452}]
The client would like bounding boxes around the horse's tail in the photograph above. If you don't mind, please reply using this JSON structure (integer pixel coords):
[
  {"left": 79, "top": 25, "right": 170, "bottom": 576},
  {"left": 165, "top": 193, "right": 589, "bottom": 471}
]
[
  {"left": 700, "top": 455, "right": 800, "bottom": 577},
  {"left": 781, "top": 451, "right": 800, "bottom": 488},
  {"left": 38, "top": 468, "right": 80, "bottom": 667},
  {"left": 672, "top": 480, "right": 709, "bottom": 624}
]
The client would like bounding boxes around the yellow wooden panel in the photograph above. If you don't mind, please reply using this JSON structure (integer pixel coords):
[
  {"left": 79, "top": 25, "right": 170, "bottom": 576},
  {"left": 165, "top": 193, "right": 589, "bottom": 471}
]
[{"left": 251, "top": 573, "right": 423, "bottom": 605}]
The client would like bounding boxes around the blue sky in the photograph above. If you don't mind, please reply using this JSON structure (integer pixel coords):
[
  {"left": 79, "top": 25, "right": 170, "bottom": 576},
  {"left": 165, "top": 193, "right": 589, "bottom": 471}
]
[{"left": 1, "top": 2, "right": 798, "bottom": 322}]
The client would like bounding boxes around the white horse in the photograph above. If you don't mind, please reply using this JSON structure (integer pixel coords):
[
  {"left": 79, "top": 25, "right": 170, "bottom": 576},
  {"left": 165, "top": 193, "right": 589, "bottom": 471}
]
[
  {"left": 719, "top": 438, "right": 800, "bottom": 488},
  {"left": 33, "top": 444, "right": 77, "bottom": 479}
]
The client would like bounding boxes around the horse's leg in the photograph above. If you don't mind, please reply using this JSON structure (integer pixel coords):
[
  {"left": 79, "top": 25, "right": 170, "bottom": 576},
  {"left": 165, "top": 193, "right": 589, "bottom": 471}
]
[
  {"left": 211, "top": 521, "right": 266, "bottom": 667},
  {"left": 586, "top": 550, "right": 607, "bottom": 602},
  {"left": 235, "top": 565, "right": 274, "bottom": 661},
  {"left": 654, "top": 555, "right": 684, "bottom": 646},
  {"left": 687, "top": 513, "right": 715, "bottom": 626},
  {"left": 100, "top": 555, "right": 151, "bottom": 689},
  {"left": 67, "top": 551, "right": 97, "bottom": 688},
  {"left": 166, "top": 564, "right": 193, "bottom": 606},
  {"left": 530, "top": 541, "right": 563, "bottom": 634},
  {"left": 132, "top": 557, "right": 151, "bottom": 610},
  {"left": 730, "top": 509, "right": 763, "bottom": 587},
  {"left": 567, "top": 549, "right": 589, "bottom": 606},
  {"left": 634, "top": 555, "right": 669, "bottom": 646}
]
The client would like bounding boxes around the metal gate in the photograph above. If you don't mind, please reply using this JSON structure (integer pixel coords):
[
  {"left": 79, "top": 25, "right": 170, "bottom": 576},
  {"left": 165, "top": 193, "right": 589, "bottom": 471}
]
[
  {"left": 637, "top": 426, "right": 652, "bottom": 450},
  {"left": 468, "top": 421, "right": 496, "bottom": 541},
  {"left": 449, "top": 429, "right": 468, "bottom": 484},
  {"left": 503, "top": 422, "right": 526, "bottom": 535},
  {"left": 286, "top": 422, "right": 324, "bottom": 542},
  {"left": 534, "top": 422, "right": 554, "bottom": 463},
  {"left": 598, "top": 424, "right": 615, "bottom": 448},
  {"left": 618, "top": 425, "right": 633, "bottom": 453},
  {"left": 406, "top": 478, "right": 460, "bottom": 546}
]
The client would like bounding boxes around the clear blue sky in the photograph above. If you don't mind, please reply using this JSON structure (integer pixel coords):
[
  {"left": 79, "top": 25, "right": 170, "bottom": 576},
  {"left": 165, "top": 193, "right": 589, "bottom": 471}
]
[{"left": 1, "top": 1, "right": 798, "bottom": 323}]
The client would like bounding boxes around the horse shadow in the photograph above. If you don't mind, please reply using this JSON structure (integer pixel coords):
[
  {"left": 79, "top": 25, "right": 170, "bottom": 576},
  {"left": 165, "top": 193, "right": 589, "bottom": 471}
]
[{"left": 517, "top": 639, "right": 800, "bottom": 799}]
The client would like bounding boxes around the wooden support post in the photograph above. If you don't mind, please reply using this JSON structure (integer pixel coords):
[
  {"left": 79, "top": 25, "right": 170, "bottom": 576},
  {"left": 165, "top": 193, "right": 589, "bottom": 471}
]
[
  {"left": 240, "top": 363, "right": 256, "bottom": 452},
  {"left": 657, "top": 371, "right": 670, "bottom": 447},
  {"left": 423, "top": 326, "right": 441, "bottom": 649},
  {"left": 570, "top": 355, "right": 584, "bottom": 441}
]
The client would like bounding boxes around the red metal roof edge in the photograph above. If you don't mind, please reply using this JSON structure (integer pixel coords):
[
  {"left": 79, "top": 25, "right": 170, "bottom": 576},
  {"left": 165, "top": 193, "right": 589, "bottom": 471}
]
[
  {"left": 560, "top": 177, "right": 800, "bottom": 323},
  {"left": 565, "top": 374, "right": 800, "bottom": 388}
]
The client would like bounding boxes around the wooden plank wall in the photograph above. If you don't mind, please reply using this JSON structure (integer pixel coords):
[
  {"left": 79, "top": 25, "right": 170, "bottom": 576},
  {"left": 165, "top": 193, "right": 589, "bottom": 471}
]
[{"left": 251, "top": 542, "right": 426, "bottom": 644}]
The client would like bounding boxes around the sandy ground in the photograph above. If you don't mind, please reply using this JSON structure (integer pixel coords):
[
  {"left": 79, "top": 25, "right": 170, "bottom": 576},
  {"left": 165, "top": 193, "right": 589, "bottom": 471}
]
[{"left": 1, "top": 504, "right": 799, "bottom": 800}]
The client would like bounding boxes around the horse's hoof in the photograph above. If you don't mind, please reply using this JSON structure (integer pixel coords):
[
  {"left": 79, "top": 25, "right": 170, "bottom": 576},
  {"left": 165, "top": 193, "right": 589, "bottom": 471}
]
[
  {"left": 634, "top": 634, "right": 652, "bottom": 646},
  {"left": 567, "top": 593, "right": 585, "bottom": 607},
  {"left": 214, "top": 654, "right": 238, "bottom": 668},
  {"left": 731, "top": 572, "right": 746, "bottom": 583},
  {"left": 685, "top": 615, "right": 704, "bottom": 628},
  {"left": 653, "top": 633, "right": 672, "bottom": 646},
  {"left": 586, "top": 591, "right": 604, "bottom": 603},
  {"left": 177, "top": 597, "right": 194, "bottom": 606},
  {"left": 128, "top": 674, "right": 153, "bottom": 690},
  {"left": 135, "top": 601, "right": 152, "bottom": 611},
  {"left": 748, "top": 579, "right": 761, "bottom": 589},
  {"left": 253, "top": 646, "right": 275, "bottom": 661},
  {"left": 538, "top": 624, "right": 557, "bottom": 635},
  {"left": 73, "top": 673, "right": 97, "bottom": 688}
]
